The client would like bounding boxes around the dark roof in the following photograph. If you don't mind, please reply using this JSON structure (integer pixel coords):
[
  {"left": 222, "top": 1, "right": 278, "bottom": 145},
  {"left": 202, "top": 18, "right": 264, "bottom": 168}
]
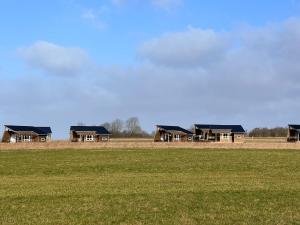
[
  {"left": 157, "top": 125, "right": 193, "bottom": 135},
  {"left": 70, "top": 126, "right": 111, "bottom": 135},
  {"left": 289, "top": 124, "right": 300, "bottom": 130},
  {"left": 195, "top": 124, "right": 246, "bottom": 133},
  {"left": 5, "top": 125, "right": 52, "bottom": 135}
]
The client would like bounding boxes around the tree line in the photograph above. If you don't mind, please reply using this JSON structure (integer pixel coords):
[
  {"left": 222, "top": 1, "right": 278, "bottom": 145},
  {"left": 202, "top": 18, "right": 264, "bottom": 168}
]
[
  {"left": 248, "top": 127, "right": 288, "bottom": 137},
  {"left": 78, "top": 120, "right": 289, "bottom": 138},
  {"left": 101, "top": 117, "right": 151, "bottom": 138},
  {"left": 78, "top": 117, "right": 151, "bottom": 138}
]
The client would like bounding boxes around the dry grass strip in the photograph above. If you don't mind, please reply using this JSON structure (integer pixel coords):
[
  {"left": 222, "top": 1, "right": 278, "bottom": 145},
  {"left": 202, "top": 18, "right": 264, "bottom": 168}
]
[{"left": 1, "top": 139, "right": 300, "bottom": 150}]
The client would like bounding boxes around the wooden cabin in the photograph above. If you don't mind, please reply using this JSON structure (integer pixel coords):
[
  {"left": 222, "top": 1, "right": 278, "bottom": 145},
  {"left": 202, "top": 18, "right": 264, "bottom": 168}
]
[
  {"left": 287, "top": 124, "right": 300, "bottom": 142},
  {"left": 154, "top": 125, "right": 194, "bottom": 142},
  {"left": 70, "top": 126, "right": 111, "bottom": 142},
  {"left": 194, "top": 124, "right": 245, "bottom": 143},
  {"left": 2, "top": 125, "right": 52, "bottom": 143}
]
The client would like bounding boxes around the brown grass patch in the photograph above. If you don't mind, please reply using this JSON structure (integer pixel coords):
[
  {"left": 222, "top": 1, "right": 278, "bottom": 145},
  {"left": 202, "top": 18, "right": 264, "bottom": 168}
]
[{"left": 0, "top": 137, "right": 300, "bottom": 150}]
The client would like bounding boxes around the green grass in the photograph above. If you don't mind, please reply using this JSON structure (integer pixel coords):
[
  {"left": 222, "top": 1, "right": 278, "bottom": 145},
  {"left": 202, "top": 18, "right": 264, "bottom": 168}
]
[{"left": 0, "top": 149, "right": 299, "bottom": 225}]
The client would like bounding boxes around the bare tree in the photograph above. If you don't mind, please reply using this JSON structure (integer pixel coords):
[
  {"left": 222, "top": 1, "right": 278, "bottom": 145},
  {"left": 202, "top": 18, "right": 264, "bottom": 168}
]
[
  {"left": 101, "top": 122, "right": 111, "bottom": 132},
  {"left": 125, "top": 117, "right": 142, "bottom": 136},
  {"left": 188, "top": 125, "right": 195, "bottom": 133},
  {"left": 77, "top": 122, "right": 85, "bottom": 126},
  {"left": 111, "top": 119, "right": 124, "bottom": 135}
]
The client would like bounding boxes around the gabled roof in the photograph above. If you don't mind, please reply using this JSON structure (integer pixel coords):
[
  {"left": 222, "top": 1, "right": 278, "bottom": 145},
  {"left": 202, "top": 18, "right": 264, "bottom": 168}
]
[
  {"left": 289, "top": 124, "right": 300, "bottom": 130},
  {"left": 70, "top": 126, "right": 111, "bottom": 135},
  {"left": 5, "top": 125, "right": 52, "bottom": 135},
  {"left": 195, "top": 124, "right": 246, "bottom": 133},
  {"left": 157, "top": 125, "right": 193, "bottom": 135}
]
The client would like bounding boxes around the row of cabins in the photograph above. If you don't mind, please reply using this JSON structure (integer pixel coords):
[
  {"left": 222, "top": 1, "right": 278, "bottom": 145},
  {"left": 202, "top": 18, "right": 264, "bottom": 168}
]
[
  {"left": 154, "top": 125, "right": 246, "bottom": 143},
  {"left": 2, "top": 125, "right": 111, "bottom": 143},
  {"left": 2, "top": 124, "right": 300, "bottom": 143}
]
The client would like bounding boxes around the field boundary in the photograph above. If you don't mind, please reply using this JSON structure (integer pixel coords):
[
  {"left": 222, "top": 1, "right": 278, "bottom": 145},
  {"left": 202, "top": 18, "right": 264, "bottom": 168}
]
[{"left": 1, "top": 139, "right": 300, "bottom": 150}]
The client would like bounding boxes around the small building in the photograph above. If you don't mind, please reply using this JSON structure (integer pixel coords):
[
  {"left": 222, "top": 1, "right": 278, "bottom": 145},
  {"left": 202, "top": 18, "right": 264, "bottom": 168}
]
[
  {"left": 154, "top": 125, "right": 194, "bottom": 142},
  {"left": 70, "top": 126, "right": 111, "bottom": 142},
  {"left": 287, "top": 124, "right": 300, "bottom": 142},
  {"left": 194, "top": 124, "right": 246, "bottom": 143},
  {"left": 2, "top": 125, "right": 52, "bottom": 143}
]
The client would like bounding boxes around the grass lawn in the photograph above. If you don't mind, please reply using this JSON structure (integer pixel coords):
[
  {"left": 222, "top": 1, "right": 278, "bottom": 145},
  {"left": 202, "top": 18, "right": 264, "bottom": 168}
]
[{"left": 0, "top": 149, "right": 299, "bottom": 225}]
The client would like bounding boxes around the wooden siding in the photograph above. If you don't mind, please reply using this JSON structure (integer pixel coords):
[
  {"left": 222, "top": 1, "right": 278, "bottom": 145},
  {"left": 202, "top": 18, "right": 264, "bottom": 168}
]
[
  {"left": 1, "top": 130, "right": 50, "bottom": 143},
  {"left": 233, "top": 133, "right": 245, "bottom": 143},
  {"left": 70, "top": 131, "right": 110, "bottom": 142},
  {"left": 154, "top": 129, "right": 193, "bottom": 142},
  {"left": 2, "top": 131, "right": 11, "bottom": 143},
  {"left": 195, "top": 128, "right": 245, "bottom": 143}
]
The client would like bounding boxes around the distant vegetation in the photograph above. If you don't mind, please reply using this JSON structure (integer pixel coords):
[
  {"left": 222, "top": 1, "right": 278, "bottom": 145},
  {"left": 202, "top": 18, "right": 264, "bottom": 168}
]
[
  {"left": 79, "top": 120, "right": 290, "bottom": 138},
  {"left": 248, "top": 127, "right": 288, "bottom": 137},
  {"left": 101, "top": 117, "right": 152, "bottom": 138}
]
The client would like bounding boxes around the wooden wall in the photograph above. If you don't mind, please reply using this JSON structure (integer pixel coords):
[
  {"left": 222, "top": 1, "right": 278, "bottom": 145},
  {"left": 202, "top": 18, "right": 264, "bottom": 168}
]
[
  {"left": 154, "top": 129, "right": 193, "bottom": 142},
  {"left": 233, "top": 133, "right": 245, "bottom": 143},
  {"left": 1, "top": 131, "right": 50, "bottom": 143},
  {"left": 70, "top": 131, "right": 110, "bottom": 142}
]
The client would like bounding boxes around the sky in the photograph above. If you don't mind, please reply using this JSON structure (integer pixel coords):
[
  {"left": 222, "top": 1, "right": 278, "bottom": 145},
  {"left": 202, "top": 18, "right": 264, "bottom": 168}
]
[{"left": 1, "top": 0, "right": 300, "bottom": 139}]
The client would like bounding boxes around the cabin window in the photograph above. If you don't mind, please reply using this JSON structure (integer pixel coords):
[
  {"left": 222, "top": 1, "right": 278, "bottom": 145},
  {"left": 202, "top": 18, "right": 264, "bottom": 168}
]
[
  {"left": 86, "top": 135, "right": 94, "bottom": 141},
  {"left": 222, "top": 133, "right": 229, "bottom": 139},
  {"left": 40, "top": 137, "right": 46, "bottom": 142},
  {"left": 102, "top": 137, "right": 108, "bottom": 141},
  {"left": 175, "top": 135, "right": 181, "bottom": 141},
  {"left": 237, "top": 135, "right": 241, "bottom": 138},
  {"left": 23, "top": 135, "right": 31, "bottom": 142}
]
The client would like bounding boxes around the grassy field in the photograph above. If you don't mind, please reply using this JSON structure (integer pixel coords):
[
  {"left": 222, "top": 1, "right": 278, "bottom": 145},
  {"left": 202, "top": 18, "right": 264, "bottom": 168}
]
[{"left": 0, "top": 149, "right": 299, "bottom": 225}]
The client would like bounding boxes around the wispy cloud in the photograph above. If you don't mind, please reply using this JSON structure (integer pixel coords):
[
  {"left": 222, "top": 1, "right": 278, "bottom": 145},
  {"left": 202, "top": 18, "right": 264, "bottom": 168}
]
[
  {"left": 111, "top": 0, "right": 128, "bottom": 6},
  {"left": 151, "top": 0, "right": 182, "bottom": 10},
  {"left": 81, "top": 8, "right": 107, "bottom": 30},
  {"left": 111, "top": 0, "right": 182, "bottom": 10}
]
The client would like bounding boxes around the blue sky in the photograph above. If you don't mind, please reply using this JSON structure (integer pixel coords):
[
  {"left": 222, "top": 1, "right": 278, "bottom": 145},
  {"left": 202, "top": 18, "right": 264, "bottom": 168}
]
[
  {"left": 1, "top": 0, "right": 299, "bottom": 65},
  {"left": 1, "top": 0, "right": 300, "bottom": 138}
]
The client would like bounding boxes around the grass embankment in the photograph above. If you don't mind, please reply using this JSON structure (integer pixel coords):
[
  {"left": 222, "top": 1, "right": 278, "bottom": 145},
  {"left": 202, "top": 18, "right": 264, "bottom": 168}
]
[{"left": 0, "top": 149, "right": 299, "bottom": 224}]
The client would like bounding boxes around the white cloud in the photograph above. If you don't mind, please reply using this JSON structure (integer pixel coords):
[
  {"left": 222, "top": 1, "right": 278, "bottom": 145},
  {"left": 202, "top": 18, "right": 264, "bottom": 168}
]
[
  {"left": 81, "top": 9, "right": 98, "bottom": 20},
  {"left": 17, "top": 41, "right": 91, "bottom": 76},
  {"left": 139, "top": 27, "right": 229, "bottom": 67},
  {"left": 134, "top": 18, "right": 300, "bottom": 128}
]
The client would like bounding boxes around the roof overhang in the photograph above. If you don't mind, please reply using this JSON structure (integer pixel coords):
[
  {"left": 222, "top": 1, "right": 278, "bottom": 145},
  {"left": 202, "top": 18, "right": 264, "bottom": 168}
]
[
  {"left": 289, "top": 125, "right": 300, "bottom": 131},
  {"left": 211, "top": 129, "right": 232, "bottom": 134},
  {"left": 13, "top": 131, "right": 39, "bottom": 136},
  {"left": 159, "top": 128, "right": 192, "bottom": 135},
  {"left": 74, "top": 131, "right": 97, "bottom": 135},
  {"left": 5, "top": 126, "right": 50, "bottom": 136}
]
